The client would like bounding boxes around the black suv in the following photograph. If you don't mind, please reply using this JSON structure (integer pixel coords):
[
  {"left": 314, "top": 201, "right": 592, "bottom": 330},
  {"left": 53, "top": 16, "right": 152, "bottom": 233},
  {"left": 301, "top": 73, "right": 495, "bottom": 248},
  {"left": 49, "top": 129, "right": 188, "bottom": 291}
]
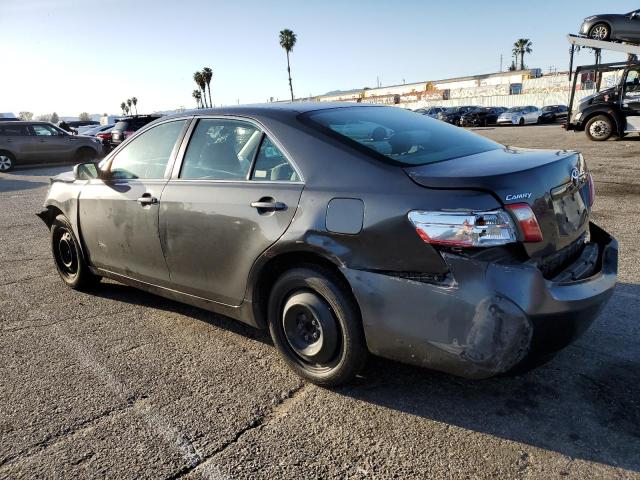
[{"left": 110, "top": 115, "right": 163, "bottom": 146}]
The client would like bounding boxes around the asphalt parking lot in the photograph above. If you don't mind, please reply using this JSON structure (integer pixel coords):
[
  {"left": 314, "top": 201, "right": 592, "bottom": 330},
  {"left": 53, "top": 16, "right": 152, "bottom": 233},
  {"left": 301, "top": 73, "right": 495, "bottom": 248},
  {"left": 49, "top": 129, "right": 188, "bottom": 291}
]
[{"left": 0, "top": 124, "right": 638, "bottom": 479}]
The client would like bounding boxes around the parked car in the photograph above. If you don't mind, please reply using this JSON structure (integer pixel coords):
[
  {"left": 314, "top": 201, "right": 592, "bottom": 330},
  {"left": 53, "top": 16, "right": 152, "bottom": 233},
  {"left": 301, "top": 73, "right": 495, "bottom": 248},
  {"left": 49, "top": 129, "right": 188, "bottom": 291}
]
[
  {"left": 417, "top": 107, "right": 445, "bottom": 118},
  {"left": 96, "top": 126, "right": 115, "bottom": 154},
  {"left": 437, "top": 106, "right": 481, "bottom": 125},
  {"left": 580, "top": 9, "right": 640, "bottom": 42},
  {"left": 82, "top": 124, "right": 114, "bottom": 137},
  {"left": 497, "top": 106, "right": 542, "bottom": 125},
  {"left": 0, "top": 121, "right": 103, "bottom": 171},
  {"left": 37, "top": 103, "right": 617, "bottom": 386},
  {"left": 460, "top": 107, "right": 508, "bottom": 127},
  {"left": 110, "top": 115, "right": 163, "bottom": 146},
  {"left": 567, "top": 61, "right": 640, "bottom": 141},
  {"left": 539, "top": 105, "right": 568, "bottom": 124},
  {"left": 67, "top": 120, "right": 99, "bottom": 129}
]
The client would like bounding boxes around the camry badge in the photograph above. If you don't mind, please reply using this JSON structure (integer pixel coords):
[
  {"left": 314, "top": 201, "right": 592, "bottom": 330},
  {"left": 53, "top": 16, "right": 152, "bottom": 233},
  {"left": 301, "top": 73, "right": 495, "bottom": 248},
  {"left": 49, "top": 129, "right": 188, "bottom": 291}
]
[{"left": 505, "top": 193, "right": 533, "bottom": 201}]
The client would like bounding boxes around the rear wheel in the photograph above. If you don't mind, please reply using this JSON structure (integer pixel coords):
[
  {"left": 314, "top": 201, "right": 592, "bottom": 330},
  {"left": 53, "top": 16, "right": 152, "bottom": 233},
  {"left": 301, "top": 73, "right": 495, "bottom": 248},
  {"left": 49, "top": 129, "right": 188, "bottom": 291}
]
[
  {"left": 267, "top": 266, "right": 368, "bottom": 386},
  {"left": 589, "top": 23, "right": 610, "bottom": 41},
  {"left": 0, "top": 152, "right": 15, "bottom": 172},
  {"left": 51, "top": 214, "right": 101, "bottom": 290},
  {"left": 585, "top": 115, "right": 613, "bottom": 141},
  {"left": 75, "top": 147, "right": 97, "bottom": 163}
]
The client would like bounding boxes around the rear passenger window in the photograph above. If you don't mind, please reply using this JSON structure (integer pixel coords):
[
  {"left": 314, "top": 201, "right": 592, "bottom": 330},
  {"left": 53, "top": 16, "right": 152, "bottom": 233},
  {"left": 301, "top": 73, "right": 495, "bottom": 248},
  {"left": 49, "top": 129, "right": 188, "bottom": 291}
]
[
  {"left": 0, "top": 125, "right": 28, "bottom": 136},
  {"left": 251, "top": 137, "right": 299, "bottom": 182},
  {"left": 180, "top": 119, "right": 261, "bottom": 180}
]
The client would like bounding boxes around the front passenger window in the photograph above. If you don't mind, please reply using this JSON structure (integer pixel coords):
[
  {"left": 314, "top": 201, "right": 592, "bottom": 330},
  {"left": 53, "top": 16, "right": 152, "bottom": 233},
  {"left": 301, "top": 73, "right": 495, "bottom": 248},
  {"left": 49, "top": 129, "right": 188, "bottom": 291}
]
[
  {"left": 109, "top": 120, "right": 186, "bottom": 180},
  {"left": 251, "top": 136, "right": 299, "bottom": 182}
]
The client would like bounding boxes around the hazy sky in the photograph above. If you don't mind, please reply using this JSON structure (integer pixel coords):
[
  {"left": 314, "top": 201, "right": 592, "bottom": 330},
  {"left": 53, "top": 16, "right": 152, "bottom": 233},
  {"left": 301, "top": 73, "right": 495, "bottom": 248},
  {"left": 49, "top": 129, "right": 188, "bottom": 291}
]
[{"left": 1, "top": 0, "right": 638, "bottom": 117}]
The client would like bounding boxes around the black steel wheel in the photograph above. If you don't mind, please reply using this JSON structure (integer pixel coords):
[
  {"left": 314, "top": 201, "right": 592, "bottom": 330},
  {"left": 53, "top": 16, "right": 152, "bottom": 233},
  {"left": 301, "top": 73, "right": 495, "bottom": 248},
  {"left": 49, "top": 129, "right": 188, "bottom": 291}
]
[
  {"left": 589, "top": 23, "right": 610, "bottom": 41},
  {"left": 268, "top": 266, "right": 368, "bottom": 386},
  {"left": 50, "top": 214, "right": 101, "bottom": 290}
]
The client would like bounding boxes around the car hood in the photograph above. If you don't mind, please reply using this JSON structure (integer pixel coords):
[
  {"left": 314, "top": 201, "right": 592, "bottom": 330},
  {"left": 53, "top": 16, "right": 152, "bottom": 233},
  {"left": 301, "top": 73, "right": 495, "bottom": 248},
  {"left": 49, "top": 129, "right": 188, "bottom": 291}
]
[
  {"left": 51, "top": 170, "right": 75, "bottom": 183},
  {"left": 579, "top": 87, "right": 616, "bottom": 107}
]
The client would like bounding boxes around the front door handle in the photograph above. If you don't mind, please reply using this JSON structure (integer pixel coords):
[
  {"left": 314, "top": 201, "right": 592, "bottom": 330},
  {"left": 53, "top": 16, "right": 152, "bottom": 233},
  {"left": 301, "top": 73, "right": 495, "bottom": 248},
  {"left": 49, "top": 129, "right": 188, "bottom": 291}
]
[
  {"left": 250, "top": 201, "right": 287, "bottom": 211},
  {"left": 137, "top": 194, "right": 158, "bottom": 206}
]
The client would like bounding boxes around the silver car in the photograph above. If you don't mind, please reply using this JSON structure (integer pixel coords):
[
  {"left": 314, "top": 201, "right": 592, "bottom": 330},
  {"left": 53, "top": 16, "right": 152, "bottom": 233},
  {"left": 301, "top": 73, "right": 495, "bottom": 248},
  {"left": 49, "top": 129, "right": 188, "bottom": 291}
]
[
  {"left": 0, "top": 121, "right": 103, "bottom": 172},
  {"left": 497, "top": 106, "right": 542, "bottom": 126}
]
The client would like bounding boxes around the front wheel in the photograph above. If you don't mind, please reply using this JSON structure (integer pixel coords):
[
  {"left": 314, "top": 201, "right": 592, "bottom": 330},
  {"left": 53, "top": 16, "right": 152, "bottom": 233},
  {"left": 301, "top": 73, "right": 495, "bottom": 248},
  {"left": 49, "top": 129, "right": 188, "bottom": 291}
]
[
  {"left": 518, "top": 118, "right": 525, "bottom": 126},
  {"left": 267, "top": 266, "right": 368, "bottom": 386},
  {"left": 51, "top": 214, "right": 101, "bottom": 290},
  {"left": 589, "top": 23, "right": 610, "bottom": 41},
  {"left": 585, "top": 115, "right": 613, "bottom": 141}
]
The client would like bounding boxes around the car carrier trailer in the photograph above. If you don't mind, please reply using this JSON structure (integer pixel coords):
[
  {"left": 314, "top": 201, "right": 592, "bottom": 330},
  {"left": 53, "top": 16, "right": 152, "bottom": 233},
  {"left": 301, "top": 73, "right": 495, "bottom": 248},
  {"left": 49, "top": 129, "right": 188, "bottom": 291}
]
[{"left": 566, "top": 34, "right": 640, "bottom": 141}]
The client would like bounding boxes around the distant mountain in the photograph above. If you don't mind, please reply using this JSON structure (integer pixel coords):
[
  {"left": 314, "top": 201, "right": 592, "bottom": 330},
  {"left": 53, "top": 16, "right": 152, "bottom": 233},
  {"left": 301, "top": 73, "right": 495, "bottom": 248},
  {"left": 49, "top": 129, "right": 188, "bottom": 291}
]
[{"left": 322, "top": 88, "right": 363, "bottom": 96}]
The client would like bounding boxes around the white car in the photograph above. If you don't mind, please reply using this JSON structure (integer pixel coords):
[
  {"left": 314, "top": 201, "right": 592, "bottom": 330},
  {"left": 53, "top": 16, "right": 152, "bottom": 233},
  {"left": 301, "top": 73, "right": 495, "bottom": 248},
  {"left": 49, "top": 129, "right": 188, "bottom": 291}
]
[{"left": 497, "top": 106, "right": 542, "bottom": 126}]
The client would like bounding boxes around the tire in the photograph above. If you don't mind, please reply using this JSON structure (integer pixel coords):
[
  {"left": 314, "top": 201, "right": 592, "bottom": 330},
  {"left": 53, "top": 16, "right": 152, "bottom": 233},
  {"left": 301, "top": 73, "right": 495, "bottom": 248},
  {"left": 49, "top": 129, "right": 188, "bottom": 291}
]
[
  {"left": 267, "top": 266, "right": 368, "bottom": 386},
  {"left": 518, "top": 118, "right": 525, "bottom": 126},
  {"left": 50, "top": 214, "right": 101, "bottom": 290},
  {"left": 585, "top": 115, "right": 614, "bottom": 141},
  {"left": 589, "top": 23, "right": 610, "bottom": 41},
  {"left": 0, "top": 151, "right": 15, "bottom": 172},
  {"left": 75, "top": 147, "right": 97, "bottom": 163}
]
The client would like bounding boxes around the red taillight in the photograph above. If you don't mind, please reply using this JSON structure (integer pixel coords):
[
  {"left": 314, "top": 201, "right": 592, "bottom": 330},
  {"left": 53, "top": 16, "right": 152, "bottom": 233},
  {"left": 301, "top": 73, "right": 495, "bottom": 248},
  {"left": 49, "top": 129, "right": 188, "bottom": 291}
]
[
  {"left": 588, "top": 173, "right": 595, "bottom": 208},
  {"left": 505, "top": 203, "right": 543, "bottom": 242},
  {"left": 96, "top": 133, "right": 111, "bottom": 140}
]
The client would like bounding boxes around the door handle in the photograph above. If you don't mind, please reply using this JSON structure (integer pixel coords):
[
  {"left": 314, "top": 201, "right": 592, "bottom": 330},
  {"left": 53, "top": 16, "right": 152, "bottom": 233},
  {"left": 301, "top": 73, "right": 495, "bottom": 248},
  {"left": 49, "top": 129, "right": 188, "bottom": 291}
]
[
  {"left": 250, "top": 201, "right": 286, "bottom": 211},
  {"left": 137, "top": 194, "right": 158, "bottom": 206}
]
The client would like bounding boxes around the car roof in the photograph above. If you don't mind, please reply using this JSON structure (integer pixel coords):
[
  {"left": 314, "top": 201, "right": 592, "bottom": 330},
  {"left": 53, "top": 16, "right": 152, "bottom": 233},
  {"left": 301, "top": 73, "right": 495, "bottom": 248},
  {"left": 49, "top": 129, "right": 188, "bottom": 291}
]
[
  {"left": 0, "top": 120, "right": 51, "bottom": 125},
  {"left": 162, "top": 102, "right": 385, "bottom": 121}
]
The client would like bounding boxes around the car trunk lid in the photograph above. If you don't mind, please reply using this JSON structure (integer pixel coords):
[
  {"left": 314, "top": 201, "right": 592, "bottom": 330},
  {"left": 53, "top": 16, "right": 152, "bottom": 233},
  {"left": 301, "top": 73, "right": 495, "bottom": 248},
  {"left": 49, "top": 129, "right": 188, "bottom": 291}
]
[{"left": 403, "top": 147, "right": 591, "bottom": 258}]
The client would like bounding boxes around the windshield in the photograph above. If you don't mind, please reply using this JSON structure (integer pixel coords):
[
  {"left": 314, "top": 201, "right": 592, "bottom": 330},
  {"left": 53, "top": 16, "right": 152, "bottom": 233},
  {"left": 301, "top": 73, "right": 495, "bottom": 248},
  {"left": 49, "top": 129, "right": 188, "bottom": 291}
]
[
  {"left": 301, "top": 106, "right": 502, "bottom": 166},
  {"left": 542, "top": 106, "right": 556, "bottom": 112},
  {"left": 506, "top": 107, "right": 524, "bottom": 113}
]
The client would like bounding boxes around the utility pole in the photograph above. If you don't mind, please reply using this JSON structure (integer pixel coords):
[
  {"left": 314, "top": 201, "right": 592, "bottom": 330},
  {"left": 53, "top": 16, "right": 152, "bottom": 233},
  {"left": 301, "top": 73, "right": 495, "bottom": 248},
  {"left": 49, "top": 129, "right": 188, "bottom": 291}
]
[{"left": 500, "top": 54, "right": 503, "bottom": 72}]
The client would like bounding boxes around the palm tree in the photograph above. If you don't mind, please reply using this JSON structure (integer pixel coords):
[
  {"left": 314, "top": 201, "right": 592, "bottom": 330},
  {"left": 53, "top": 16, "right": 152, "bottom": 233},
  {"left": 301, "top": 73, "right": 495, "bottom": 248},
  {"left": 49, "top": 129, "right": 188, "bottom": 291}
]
[
  {"left": 192, "top": 90, "right": 202, "bottom": 109},
  {"left": 120, "top": 102, "right": 126, "bottom": 115},
  {"left": 131, "top": 97, "right": 138, "bottom": 115},
  {"left": 279, "top": 29, "right": 297, "bottom": 101},
  {"left": 127, "top": 98, "right": 133, "bottom": 115},
  {"left": 125, "top": 105, "right": 130, "bottom": 116},
  {"left": 193, "top": 71, "right": 208, "bottom": 108},
  {"left": 202, "top": 67, "right": 213, "bottom": 108},
  {"left": 512, "top": 39, "right": 533, "bottom": 70}
]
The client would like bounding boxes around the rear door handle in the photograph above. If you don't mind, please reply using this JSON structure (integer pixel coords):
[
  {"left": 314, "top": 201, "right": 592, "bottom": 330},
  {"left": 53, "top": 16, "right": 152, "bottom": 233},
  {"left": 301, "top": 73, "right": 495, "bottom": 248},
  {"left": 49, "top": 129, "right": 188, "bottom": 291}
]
[
  {"left": 137, "top": 194, "right": 158, "bottom": 206},
  {"left": 250, "top": 201, "right": 286, "bottom": 211}
]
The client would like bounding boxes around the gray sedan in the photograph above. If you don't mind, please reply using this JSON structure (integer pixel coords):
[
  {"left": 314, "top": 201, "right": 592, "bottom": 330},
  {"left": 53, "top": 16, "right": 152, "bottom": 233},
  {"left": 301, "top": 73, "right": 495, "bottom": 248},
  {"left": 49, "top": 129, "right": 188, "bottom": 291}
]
[
  {"left": 37, "top": 103, "right": 617, "bottom": 386},
  {"left": 580, "top": 9, "right": 640, "bottom": 42},
  {"left": 0, "top": 121, "right": 103, "bottom": 171}
]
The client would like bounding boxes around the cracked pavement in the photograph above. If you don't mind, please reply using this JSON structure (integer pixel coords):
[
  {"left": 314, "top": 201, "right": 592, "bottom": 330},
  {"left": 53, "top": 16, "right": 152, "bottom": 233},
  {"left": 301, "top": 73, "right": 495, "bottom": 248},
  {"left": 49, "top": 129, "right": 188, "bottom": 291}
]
[{"left": 0, "top": 125, "right": 639, "bottom": 479}]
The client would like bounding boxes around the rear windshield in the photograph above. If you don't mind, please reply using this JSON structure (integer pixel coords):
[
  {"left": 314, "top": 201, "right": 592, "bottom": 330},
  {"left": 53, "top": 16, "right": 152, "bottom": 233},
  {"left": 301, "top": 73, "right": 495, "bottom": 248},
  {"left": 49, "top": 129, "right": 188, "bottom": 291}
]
[{"left": 301, "top": 106, "right": 501, "bottom": 166}]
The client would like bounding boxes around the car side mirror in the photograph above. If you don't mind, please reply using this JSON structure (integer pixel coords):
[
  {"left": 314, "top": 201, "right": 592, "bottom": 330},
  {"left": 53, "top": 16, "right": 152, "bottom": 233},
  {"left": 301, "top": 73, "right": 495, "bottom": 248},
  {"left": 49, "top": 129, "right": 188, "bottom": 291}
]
[{"left": 73, "top": 162, "right": 99, "bottom": 180}]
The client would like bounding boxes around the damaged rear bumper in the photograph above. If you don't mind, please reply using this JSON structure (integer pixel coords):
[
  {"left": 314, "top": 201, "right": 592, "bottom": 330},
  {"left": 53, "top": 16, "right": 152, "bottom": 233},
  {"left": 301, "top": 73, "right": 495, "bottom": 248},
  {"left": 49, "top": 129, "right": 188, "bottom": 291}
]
[{"left": 341, "top": 222, "right": 618, "bottom": 379}]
